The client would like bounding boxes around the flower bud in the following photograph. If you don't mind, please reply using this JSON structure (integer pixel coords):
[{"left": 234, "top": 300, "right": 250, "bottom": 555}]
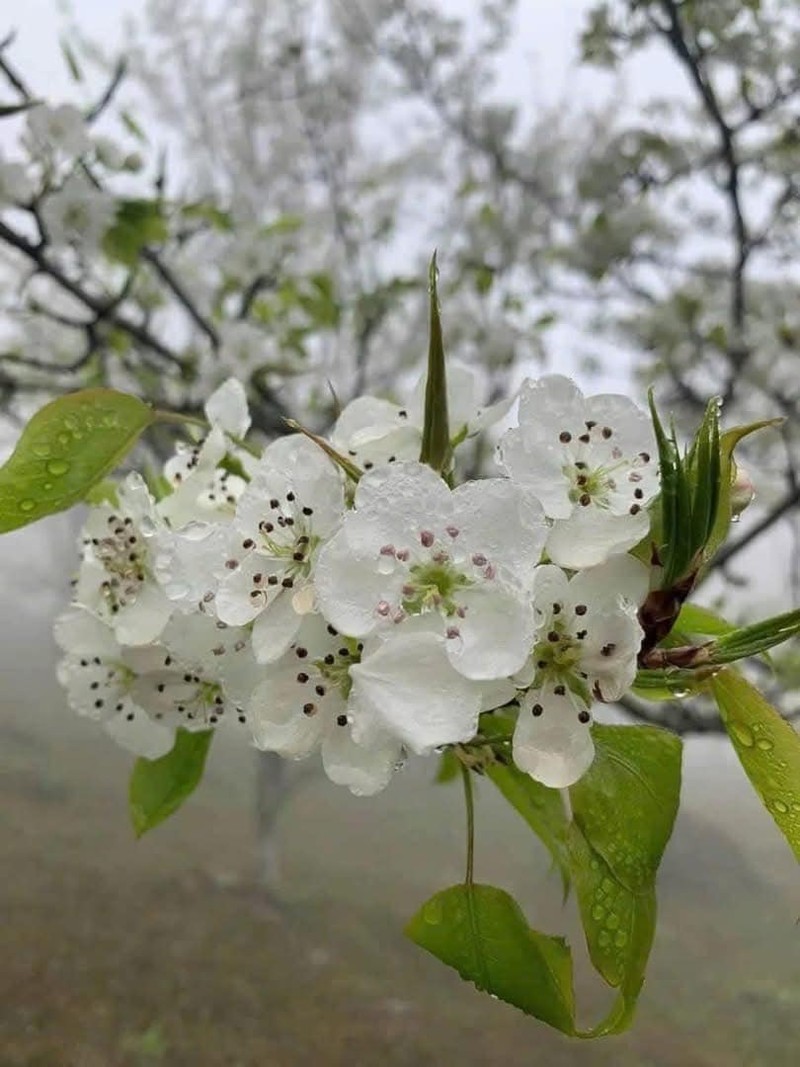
[{"left": 730, "top": 465, "right": 755, "bottom": 517}]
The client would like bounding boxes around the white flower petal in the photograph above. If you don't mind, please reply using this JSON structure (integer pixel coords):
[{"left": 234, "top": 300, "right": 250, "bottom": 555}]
[
  {"left": 546, "top": 507, "right": 650, "bottom": 569},
  {"left": 449, "top": 584, "right": 534, "bottom": 680},
  {"left": 251, "top": 591, "right": 303, "bottom": 663},
  {"left": 578, "top": 604, "right": 642, "bottom": 702},
  {"left": 215, "top": 554, "right": 273, "bottom": 626},
  {"left": 54, "top": 606, "right": 119, "bottom": 657},
  {"left": 315, "top": 527, "right": 405, "bottom": 638},
  {"left": 513, "top": 687, "right": 595, "bottom": 788},
  {"left": 204, "top": 377, "right": 251, "bottom": 437},
  {"left": 568, "top": 554, "right": 650, "bottom": 610},
  {"left": 104, "top": 708, "right": 174, "bottom": 759},
  {"left": 248, "top": 675, "right": 328, "bottom": 757},
  {"left": 115, "top": 582, "right": 173, "bottom": 645},
  {"left": 321, "top": 725, "right": 401, "bottom": 796},
  {"left": 497, "top": 427, "right": 572, "bottom": 517},
  {"left": 349, "top": 631, "right": 482, "bottom": 754},
  {"left": 352, "top": 461, "right": 450, "bottom": 519},
  {"left": 452, "top": 478, "right": 546, "bottom": 586}
]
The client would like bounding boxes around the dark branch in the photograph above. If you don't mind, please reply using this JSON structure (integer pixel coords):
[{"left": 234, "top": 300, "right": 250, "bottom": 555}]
[{"left": 0, "top": 216, "right": 188, "bottom": 369}]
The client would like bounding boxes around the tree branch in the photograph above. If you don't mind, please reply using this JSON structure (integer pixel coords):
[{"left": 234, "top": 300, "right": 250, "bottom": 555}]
[{"left": 0, "top": 217, "right": 188, "bottom": 369}]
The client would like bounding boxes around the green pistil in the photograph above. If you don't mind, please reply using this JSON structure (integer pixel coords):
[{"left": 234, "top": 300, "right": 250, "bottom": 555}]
[
  {"left": 529, "top": 622, "right": 591, "bottom": 704},
  {"left": 314, "top": 637, "right": 362, "bottom": 701},
  {"left": 260, "top": 530, "right": 319, "bottom": 579},
  {"left": 200, "top": 681, "right": 222, "bottom": 707},
  {"left": 401, "top": 560, "right": 470, "bottom": 615},
  {"left": 564, "top": 463, "right": 605, "bottom": 505}
]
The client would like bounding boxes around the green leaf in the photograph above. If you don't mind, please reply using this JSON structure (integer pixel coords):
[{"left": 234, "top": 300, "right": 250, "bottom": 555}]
[
  {"left": 487, "top": 762, "right": 570, "bottom": 894},
  {"left": 129, "top": 729, "right": 213, "bottom": 837},
  {"left": 406, "top": 884, "right": 576, "bottom": 1034},
  {"left": 631, "top": 667, "right": 705, "bottom": 701},
  {"left": 702, "top": 418, "right": 782, "bottom": 568},
  {"left": 687, "top": 397, "right": 721, "bottom": 553},
  {"left": 103, "top": 198, "right": 169, "bottom": 265},
  {"left": 570, "top": 724, "right": 682, "bottom": 893},
  {"left": 419, "top": 253, "right": 452, "bottom": 474},
  {"left": 676, "top": 602, "right": 734, "bottom": 637},
  {"left": 567, "top": 725, "right": 681, "bottom": 1032},
  {"left": 704, "top": 608, "right": 800, "bottom": 665},
  {"left": 648, "top": 392, "right": 683, "bottom": 586},
  {"left": 711, "top": 670, "right": 800, "bottom": 861},
  {"left": 180, "top": 201, "right": 233, "bottom": 230},
  {"left": 567, "top": 824, "right": 655, "bottom": 1028},
  {"left": 0, "top": 388, "right": 155, "bottom": 533},
  {"left": 60, "top": 38, "right": 84, "bottom": 82},
  {"left": 120, "top": 109, "right": 148, "bottom": 143}
]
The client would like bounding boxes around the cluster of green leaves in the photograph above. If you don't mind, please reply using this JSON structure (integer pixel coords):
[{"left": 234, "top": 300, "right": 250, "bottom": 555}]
[{"left": 413, "top": 722, "right": 681, "bottom": 1037}]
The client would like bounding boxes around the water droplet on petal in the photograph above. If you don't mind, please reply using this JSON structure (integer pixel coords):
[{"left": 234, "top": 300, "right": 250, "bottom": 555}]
[
  {"left": 46, "top": 459, "right": 70, "bottom": 476},
  {"left": 181, "top": 520, "right": 210, "bottom": 541},
  {"left": 729, "top": 722, "right": 754, "bottom": 748}
]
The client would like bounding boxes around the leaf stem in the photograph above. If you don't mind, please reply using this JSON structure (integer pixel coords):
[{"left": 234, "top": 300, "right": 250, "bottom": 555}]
[
  {"left": 154, "top": 409, "right": 209, "bottom": 431},
  {"left": 461, "top": 762, "right": 476, "bottom": 888}
]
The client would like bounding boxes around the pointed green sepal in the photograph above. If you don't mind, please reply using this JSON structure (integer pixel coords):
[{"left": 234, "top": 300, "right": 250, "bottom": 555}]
[{"left": 418, "top": 252, "right": 452, "bottom": 474}]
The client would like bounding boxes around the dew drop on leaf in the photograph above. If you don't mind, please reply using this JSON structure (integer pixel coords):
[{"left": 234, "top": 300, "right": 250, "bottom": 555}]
[
  {"left": 18, "top": 499, "right": 35, "bottom": 512},
  {"left": 756, "top": 738, "right": 774, "bottom": 752},
  {"left": 423, "top": 897, "right": 443, "bottom": 926},
  {"left": 729, "top": 722, "right": 754, "bottom": 748},
  {"left": 773, "top": 799, "right": 789, "bottom": 814},
  {"left": 46, "top": 459, "right": 70, "bottom": 476}
]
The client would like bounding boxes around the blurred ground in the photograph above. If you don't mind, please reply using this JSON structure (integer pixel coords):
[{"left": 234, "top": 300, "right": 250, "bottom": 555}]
[{"left": 1, "top": 517, "right": 800, "bottom": 1067}]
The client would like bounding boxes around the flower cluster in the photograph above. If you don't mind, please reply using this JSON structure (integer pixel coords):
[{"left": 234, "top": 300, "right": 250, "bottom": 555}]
[{"left": 56, "top": 372, "right": 657, "bottom": 793}]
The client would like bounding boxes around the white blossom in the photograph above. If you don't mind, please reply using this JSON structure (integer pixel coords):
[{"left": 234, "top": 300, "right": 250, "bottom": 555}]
[
  {"left": 215, "top": 435, "right": 345, "bottom": 662},
  {"left": 73, "top": 474, "right": 173, "bottom": 645},
  {"left": 0, "top": 155, "right": 34, "bottom": 205},
  {"left": 330, "top": 361, "right": 512, "bottom": 469},
  {"left": 26, "top": 103, "right": 92, "bottom": 158},
  {"left": 315, "top": 462, "right": 546, "bottom": 681},
  {"left": 511, "top": 555, "right": 647, "bottom": 787},
  {"left": 40, "top": 173, "right": 115, "bottom": 249},
  {"left": 498, "top": 375, "right": 658, "bottom": 569},
  {"left": 54, "top": 607, "right": 173, "bottom": 758},
  {"left": 148, "top": 379, "right": 255, "bottom": 613},
  {"left": 243, "top": 614, "right": 403, "bottom": 796}
]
